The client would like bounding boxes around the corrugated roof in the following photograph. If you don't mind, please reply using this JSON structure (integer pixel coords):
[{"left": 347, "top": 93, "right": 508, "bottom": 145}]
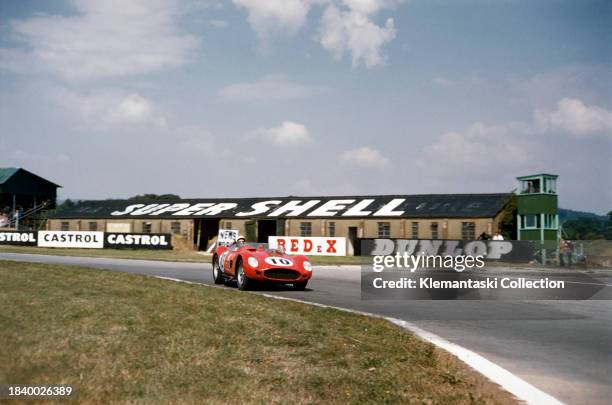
[
  {"left": 0, "top": 167, "right": 61, "bottom": 188},
  {"left": 0, "top": 167, "right": 19, "bottom": 185},
  {"left": 50, "top": 193, "right": 513, "bottom": 219}
]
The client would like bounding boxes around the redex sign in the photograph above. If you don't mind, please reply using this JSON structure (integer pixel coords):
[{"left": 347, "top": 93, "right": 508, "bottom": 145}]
[
  {"left": 269, "top": 236, "right": 346, "bottom": 256},
  {"left": 38, "top": 231, "right": 104, "bottom": 248},
  {"left": 0, "top": 231, "right": 37, "bottom": 246},
  {"left": 105, "top": 233, "right": 172, "bottom": 250}
]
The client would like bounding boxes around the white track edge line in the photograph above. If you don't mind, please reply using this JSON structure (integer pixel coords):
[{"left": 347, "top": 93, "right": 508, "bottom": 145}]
[{"left": 153, "top": 275, "right": 564, "bottom": 405}]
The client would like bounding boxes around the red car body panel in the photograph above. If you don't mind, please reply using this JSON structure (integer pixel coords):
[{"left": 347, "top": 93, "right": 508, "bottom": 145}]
[{"left": 213, "top": 243, "right": 312, "bottom": 283}]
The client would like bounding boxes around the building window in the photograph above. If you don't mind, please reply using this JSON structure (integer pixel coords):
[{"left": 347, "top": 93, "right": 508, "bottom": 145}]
[
  {"left": 225, "top": 221, "right": 232, "bottom": 229},
  {"left": 545, "top": 178, "right": 556, "bottom": 194},
  {"left": 328, "top": 221, "right": 336, "bottom": 237},
  {"left": 544, "top": 214, "right": 557, "bottom": 229},
  {"left": 142, "top": 222, "right": 152, "bottom": 233},
  {"left": 60, "top": 221, "right": 70, "bottom": 231},
  {"left": 522, "top": 215, "right": 539, "bottom": 229},
  {"left": 377, "top": 222, "right": 391, "bottom": 238},
  {"left": 299, "top": 222, "right": 312, "bottom": 237},
  {"left": 411, "top": 222, "right": 419, "bottom": 239},
  {"left": 521, "top": 179, "right": 541, "bottom": 194},
  {"left": 88, "top": 222, "right": 98, "bottom": 232},
  {"left": 430, "top": 222, "right": 439, "bottom": 239},
  {"left": 461, "top": 222, "right": 475, "bottom": 240},
  {"left": 170, "top": 221, "right": 181, "bottom": 234}
]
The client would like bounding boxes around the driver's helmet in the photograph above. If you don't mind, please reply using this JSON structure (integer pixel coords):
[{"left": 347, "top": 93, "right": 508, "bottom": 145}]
[{"left": 235, "top": 235, "right": 246, "bottom": 244}]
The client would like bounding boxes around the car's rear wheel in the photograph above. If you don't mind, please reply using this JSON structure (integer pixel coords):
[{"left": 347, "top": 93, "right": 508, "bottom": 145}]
[
  {"left": 236, "top": 261, "right": 252, "bottom": 291},
  {"left": 293, "top": 281, "right": 308, "bottom": 291},
  {"left": 212, "top": 257, "right": 224, "bottom": 284}
]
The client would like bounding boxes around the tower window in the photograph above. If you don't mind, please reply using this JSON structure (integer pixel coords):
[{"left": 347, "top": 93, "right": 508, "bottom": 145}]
[
  {"left": 522, "top": 215, "right": 540, "bottom": 228},
  {"left": 521, "top": 179, "right": 541, "bottom": 194}
]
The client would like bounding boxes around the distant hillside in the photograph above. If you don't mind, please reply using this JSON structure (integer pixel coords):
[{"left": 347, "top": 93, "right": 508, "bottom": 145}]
[
  {"left": 559, "top": 208, "right": 611, "bottom": 240},
  {"left": 559, "top": 208, "right": 607, "bottom": 223}
]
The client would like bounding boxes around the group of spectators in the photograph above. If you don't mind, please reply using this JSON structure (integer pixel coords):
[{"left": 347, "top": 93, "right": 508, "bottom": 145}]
[
  {"left": 0, "top": 213, "right": 9, "bottom": 228},
  {"left": 0, "top": 207, "right": 14, "bottom": 228},
  {"left": 478, "top": 231, "right": 505, "bottom": 240}
]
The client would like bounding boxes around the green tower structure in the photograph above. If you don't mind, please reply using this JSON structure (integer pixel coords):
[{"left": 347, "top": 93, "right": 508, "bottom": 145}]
[{"left": 516, "top": 174, "right": 559, "bottom": 242}]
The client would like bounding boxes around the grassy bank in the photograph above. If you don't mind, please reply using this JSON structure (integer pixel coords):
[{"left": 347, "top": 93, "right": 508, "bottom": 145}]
[
  {"left": 0, "top": 245, "right": 364, "bottom": 265},
  {"left": 0, "top": 261, "right": 514, "bottom": 404}
]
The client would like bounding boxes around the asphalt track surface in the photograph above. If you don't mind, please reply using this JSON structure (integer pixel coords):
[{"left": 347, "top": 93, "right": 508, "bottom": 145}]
[{"left": 2, "top": 253, "right": 611, "bottom": 405}]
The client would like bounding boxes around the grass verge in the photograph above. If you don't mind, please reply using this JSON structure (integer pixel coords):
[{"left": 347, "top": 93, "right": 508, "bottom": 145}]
[
  {"left": 0, "top": 245, "right": 364, "bottom": 265},
  {"left": 0, "top": 261, "right": 514, "bottom": 404}
]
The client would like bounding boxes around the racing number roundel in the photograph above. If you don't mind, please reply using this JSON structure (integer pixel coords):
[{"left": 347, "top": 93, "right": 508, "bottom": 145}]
[{"left": 264, "top": 257, "right": 293, "bottom": 267}]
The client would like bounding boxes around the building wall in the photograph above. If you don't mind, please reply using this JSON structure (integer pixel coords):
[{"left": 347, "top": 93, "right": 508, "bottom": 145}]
[{"left": 48, "top": 214, "right": 506, "bottom": 253}]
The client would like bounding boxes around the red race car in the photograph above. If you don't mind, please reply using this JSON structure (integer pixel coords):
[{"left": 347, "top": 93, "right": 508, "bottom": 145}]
[{"left": 212, "top": 241, "right": 312, "bottom": 290}]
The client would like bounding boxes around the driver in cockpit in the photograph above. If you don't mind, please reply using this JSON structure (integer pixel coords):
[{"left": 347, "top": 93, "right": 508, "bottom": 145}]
[{"left": 232, "top": 235, "right": 247, "bottom": 248}]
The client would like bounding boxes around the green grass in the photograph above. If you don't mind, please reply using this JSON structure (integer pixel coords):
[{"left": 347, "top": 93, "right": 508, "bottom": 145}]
[
  {"left": 0, "top": 245, "right": 211, "bottom": 262},
  {"left": 0, "top": 261, "right": 514, "bottom": 404},
  {"left": 0, "top": 245, "right": 364, "bottom": 265}
]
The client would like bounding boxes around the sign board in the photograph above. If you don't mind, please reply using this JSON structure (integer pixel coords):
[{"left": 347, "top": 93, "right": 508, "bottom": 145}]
[
  {"left": 104, "top": 233, "right": 172, "bottom": 250},
  {"left": 217, "top": 229, "right": 239, "bottom": 246},
  {"left": 0, "top": 231, "right": 38, "bottom": 246},
  {"left": 38, "top": 231, "right": 104, "bottom": 249},
  {"left": 269, "top": 236, "right": 346, "bottom": 256}
]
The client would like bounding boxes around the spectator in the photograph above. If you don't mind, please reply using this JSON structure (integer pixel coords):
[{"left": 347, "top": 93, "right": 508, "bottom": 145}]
[
  {"left": 0, "top": 213, "right": 7, "bottom": 228},
  {"left": 492, "top": 230, "right": 504, "bottom": 240},
  {"left": 478, "top": 232, "right": 491, "bottom": 240}
]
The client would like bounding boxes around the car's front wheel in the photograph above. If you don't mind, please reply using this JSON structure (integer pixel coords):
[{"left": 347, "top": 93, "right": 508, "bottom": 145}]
[
  {"left": 236, "top": 261, "right": 252, "bottom": 291},
  {"left": 212, "top": 257, "right": 224, "bottom": 284}
]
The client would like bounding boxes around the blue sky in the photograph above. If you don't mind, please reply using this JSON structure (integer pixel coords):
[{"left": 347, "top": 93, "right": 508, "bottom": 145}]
[{"left": 0, "top": 0, "right": 610, "bottom": 213}]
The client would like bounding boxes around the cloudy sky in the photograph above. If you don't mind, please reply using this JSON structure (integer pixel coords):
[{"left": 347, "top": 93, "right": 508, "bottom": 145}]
[{"left": 0, "top": 0, "right": 610, "bottom": 213}]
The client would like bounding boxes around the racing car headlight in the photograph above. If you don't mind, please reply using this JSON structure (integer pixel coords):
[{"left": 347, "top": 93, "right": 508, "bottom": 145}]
[
  {"left": 247, "top": 257, "right": 259, "bottom": 268},
  {"left": 303, "top": 261, "right": 312, "bottom": 272}
]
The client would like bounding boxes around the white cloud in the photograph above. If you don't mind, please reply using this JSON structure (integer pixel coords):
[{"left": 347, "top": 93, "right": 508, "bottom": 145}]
[
  {"left": 418, "top": 122, "right": 528, "bottom": 175},
  {"left": 218, "top": 75, "right": 328, "bottom": 102},
  {"left": 52, "top": 88, "right": 167, "bottom": 129},
  {"left": 232, "top": 0, "right": 311, "bottom": 40},
  {"left": 431, "top": 76, "right": 454, "bottom": 87},
  {"left": 245, "top": 121, "right": 312, "bottom": 147},
  {"left": 319, "top": 2, "right": 396, "bottom": 68},
  {"left": 208, "top": 19, "right": 228, "bottom": 28},
  {"left": 340, "top": 146, "right": 390, "bottom": 168},
  {"left": 0, "top": 0, "right": 199, "bottom": 80},
  {"left": 535, "top": 98, "right": 612, "bottom": 136}
]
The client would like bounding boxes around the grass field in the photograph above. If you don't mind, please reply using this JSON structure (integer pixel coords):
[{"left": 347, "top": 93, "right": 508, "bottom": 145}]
[
  {"left": 0, "top": 245, "right": 364, "bottom": 265},
  {"left": 0, "top": 261, "right": 514, "bottom": 404}
]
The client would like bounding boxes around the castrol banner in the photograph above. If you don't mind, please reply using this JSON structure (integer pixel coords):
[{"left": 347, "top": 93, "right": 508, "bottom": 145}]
[{"left": 269, "top": 236, "right": 346, "bottom": 256}]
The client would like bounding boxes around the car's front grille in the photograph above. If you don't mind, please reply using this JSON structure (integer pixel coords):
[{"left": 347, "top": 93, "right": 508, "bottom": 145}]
[{"left": 264, "top": 269, "right": 300, "bottom": 280}]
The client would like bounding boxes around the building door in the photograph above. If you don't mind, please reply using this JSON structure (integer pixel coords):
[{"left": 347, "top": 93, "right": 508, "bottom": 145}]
[
  {"left": 245, "top": 220, "right": 256, "bottom": 242},
  {"left": 348, "top": 226, "right": 359, "bottom": 256},
  {"left": 257, "top": 219, "right": 277, "bottom": 243},
  {"left": 194, "top": 219, "right": 220, "bottom": 251}
]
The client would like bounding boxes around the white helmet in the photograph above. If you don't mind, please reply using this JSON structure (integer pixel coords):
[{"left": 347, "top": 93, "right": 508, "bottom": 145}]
[{"left": 236, "top": 235, "right": 246, "bottom": 243}]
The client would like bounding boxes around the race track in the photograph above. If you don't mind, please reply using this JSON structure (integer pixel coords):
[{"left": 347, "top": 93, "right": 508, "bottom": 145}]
[{"left": 2, "top": 252, "right": 611, "bottom": 405}]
